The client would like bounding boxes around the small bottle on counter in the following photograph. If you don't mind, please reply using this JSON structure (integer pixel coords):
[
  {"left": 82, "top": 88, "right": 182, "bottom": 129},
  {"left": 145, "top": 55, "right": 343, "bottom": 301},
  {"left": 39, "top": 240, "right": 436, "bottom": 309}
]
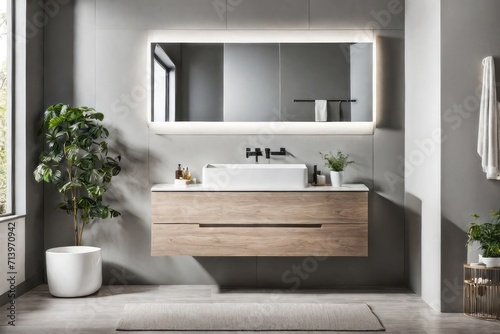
[
  {"left": 175, "top": 164, "right": 182, "bottom": 179},
  {"left": 185, "top": 167, "right": 191, "bottom": 180}
]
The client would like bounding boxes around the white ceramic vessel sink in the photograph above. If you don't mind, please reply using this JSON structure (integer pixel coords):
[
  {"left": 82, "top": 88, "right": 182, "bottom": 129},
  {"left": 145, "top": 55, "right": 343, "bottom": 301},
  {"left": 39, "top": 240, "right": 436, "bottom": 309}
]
[{"left": 202, "top": 164, "right": 308, "bottom": 190}]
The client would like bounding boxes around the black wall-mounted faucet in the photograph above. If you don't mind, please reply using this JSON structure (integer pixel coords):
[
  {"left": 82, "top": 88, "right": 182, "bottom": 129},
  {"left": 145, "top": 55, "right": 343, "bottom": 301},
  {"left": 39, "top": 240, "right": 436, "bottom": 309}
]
[
  {"left": 246, "top": 148, "right": 263, "bottom": 163},
  {"left": 264, "top": 147, "right": 287, "bottom": 159}
]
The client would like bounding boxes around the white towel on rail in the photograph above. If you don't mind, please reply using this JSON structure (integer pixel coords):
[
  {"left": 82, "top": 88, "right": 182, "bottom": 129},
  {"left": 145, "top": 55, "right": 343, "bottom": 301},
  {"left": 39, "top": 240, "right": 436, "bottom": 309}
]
[
  {"left": 315, "top": 100, "right": 327, "bottom": 122},
  {"left": 477, "top": 56, "right": 500, "bottom": 179}
]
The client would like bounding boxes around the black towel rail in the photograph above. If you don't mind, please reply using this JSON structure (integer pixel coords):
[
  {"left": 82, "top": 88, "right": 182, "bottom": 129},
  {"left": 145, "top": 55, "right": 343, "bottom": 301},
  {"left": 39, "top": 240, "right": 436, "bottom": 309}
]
[{"left": 293, "top": 99, "right": 357, "bottom": 103}]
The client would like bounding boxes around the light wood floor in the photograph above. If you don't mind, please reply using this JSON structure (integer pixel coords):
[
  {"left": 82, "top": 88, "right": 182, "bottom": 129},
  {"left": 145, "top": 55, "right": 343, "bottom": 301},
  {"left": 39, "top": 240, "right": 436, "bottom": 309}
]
[{"left": 1, "top": 284, "right": 500, "bottom": 333}]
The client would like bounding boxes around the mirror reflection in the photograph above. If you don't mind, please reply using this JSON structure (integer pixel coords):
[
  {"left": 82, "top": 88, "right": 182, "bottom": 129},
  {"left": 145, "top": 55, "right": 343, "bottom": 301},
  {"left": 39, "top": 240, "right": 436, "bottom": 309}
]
[{"left": 151, "top": 42, "right": 373, "bottom": 123}]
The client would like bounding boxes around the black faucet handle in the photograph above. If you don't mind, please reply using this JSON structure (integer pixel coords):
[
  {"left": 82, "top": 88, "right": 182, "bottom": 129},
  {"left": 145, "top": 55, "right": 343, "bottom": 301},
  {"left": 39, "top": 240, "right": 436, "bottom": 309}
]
[
  {"left": 279, "top": 148, "right": 286, "bottom": 155},
  {"left": 265, "top": 148, "right": 271, "bottom": 159}
]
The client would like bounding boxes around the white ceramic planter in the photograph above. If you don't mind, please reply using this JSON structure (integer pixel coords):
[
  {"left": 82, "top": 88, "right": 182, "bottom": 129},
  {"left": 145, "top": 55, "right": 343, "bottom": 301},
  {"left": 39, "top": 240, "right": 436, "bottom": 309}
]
[
  {"left": 330, "top": 171, "right": 344, "bottom": 187},
  {"left": 481, "top": 256, "right": 500, "bottom": 268},
  {"left": 46, "top": 246, "right": 102, "bottom": 297}
]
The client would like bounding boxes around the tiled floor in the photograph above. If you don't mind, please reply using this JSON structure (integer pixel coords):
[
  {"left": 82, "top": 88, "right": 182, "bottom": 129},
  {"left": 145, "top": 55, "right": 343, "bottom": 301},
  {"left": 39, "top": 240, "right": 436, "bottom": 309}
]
[{"left": 1, "top": 284, "right": 499, "bottom": 333}]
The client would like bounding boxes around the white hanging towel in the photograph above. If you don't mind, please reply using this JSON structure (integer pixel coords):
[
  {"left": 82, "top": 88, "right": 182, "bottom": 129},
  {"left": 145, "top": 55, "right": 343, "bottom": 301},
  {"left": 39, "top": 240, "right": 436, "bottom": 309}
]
[
  {"left": 477, "top": 56, "right": 500, "bottom": 179},
  {"left": 315, "top": 100, "right": 327, "bottom": 122}
]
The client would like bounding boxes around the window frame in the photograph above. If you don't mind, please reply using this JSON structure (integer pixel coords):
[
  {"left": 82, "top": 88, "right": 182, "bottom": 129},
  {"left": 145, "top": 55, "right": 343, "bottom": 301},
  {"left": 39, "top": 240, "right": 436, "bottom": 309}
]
[
  {"left": 152, "top": 44, "right": 176, "bottom": 122},
  {"left": 0, "top": 0, "right": 14, "bottom": 217}
]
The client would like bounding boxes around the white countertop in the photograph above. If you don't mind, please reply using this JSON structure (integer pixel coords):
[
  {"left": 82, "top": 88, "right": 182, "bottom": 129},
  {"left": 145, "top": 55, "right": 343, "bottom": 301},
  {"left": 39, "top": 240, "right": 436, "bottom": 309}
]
[{"left": 151, "top": 183, "right": 369, "bottom": 192}]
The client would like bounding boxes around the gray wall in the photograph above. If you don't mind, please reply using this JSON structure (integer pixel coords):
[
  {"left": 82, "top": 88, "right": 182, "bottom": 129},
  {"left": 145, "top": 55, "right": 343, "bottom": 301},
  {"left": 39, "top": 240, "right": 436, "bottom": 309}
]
[
  {"left": 441, "top": 0, "right": 500, "bottom": 313},
  {"left": 24, "top": 0, "right": 46, "bottom": 290},
  {"left": 43, "top": 0, "right": 405, "bottom": 288}
]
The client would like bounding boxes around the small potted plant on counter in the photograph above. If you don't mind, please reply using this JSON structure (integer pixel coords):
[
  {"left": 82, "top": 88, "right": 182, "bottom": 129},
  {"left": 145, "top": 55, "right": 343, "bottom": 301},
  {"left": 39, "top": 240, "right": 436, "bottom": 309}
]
[
  {"left": 320, "top": 150, "right": 354, "bottom": 187},
  {"left": 34, "top": 103, "right": 121, "bottom": 297},
  {"left": 467, "top": 210, "right": 500, "bottom": 267}
]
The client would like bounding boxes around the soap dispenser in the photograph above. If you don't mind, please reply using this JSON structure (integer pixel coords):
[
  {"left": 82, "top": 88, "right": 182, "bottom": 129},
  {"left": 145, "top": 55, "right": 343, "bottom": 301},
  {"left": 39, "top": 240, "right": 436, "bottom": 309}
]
[{"left": 175, "top": 164, "right": 182, "bottom": 179}]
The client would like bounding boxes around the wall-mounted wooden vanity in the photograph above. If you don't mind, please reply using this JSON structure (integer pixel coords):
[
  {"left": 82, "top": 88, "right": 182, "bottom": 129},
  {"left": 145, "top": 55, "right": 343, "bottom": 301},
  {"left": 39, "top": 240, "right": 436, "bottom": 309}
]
[{"left": 151, "top": 184, "right": 368, "bottom": 256}]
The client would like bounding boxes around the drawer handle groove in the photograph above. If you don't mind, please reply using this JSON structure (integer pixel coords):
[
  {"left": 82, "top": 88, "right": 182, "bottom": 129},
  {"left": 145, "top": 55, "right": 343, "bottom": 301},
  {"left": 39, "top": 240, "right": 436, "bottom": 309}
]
[{"left": 198, "top": 224, "right": 322, "bottom": 228}]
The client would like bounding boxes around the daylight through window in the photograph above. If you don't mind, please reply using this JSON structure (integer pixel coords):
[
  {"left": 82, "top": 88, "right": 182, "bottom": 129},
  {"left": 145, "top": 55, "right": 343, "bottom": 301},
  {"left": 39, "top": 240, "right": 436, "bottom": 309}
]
[{"left": 0, "top": 0, "right": 11, "bottom": 215}]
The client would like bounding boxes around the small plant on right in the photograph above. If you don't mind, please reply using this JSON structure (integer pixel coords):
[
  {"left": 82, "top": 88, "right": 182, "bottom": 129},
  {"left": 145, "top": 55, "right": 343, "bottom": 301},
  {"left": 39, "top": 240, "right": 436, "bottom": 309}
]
[
  {"left": 467, "top": 210, "right": 500, "bottom": 258},
  {"left": 320, "top": 150, "right": 354, "bottom": 172}
]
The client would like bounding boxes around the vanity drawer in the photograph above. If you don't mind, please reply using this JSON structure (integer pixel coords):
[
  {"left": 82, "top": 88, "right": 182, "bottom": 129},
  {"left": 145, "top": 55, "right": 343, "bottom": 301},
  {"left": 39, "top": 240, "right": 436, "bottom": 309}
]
[
  {"left": 152, "top": 191, "right": 367, "bottom": 225},
  {"left": 151, "top": 223, "right": 368, "bottom": 257}
]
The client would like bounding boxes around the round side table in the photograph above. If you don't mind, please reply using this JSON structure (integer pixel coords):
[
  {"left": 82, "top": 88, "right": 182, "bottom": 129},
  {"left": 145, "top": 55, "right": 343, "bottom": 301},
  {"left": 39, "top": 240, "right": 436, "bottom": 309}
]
[{"left": 463, "top": 264, "right": 500, "bottom": 320}]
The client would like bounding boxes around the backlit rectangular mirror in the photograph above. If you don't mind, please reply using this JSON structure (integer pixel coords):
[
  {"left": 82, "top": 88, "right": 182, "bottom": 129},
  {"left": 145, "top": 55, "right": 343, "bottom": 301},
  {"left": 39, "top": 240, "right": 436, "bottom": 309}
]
[{"left": 147, "top": 30, "right": 376, "bottom": 135}]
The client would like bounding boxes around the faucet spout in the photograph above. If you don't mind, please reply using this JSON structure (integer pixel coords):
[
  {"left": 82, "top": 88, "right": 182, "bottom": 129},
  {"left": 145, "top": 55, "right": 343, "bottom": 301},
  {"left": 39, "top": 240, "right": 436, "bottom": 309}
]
[
  {"left": 265, "top": 148, "right": 271, "bottom": 159},
  {"left": 254, "top": 148, "right": 262, "bottom": 163}
]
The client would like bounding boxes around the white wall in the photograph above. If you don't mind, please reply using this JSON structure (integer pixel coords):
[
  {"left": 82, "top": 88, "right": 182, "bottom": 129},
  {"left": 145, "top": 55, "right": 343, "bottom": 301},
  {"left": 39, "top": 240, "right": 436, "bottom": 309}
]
[{"left": 405, "top": 0, "right": 441, "bottom": 311}]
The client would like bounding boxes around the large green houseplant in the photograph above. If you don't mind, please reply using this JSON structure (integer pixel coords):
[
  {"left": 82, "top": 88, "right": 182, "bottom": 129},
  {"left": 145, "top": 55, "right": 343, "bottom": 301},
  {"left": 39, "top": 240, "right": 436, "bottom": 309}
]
[
  {"left": 34, "top": 103, "right": 121, "bottom": 297},
  {"left": 467, "top": 210, "right": 500, "bottom": 267},
  {"left": 34, "top": 103, "right": 121, "bottom": 245}
]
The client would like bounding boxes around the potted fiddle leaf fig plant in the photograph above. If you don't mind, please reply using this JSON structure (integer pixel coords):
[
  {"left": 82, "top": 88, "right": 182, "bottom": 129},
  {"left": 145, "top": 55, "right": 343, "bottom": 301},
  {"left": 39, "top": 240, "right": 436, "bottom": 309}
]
[
  {"left": 34, "top": 103, "right": 121, "bottom": 297},
  {"left": 320, "top": 150, "right": 354, "bottom": 187},
  {"left": 467, "top": 210, "right": 500, "bottom": 268}
]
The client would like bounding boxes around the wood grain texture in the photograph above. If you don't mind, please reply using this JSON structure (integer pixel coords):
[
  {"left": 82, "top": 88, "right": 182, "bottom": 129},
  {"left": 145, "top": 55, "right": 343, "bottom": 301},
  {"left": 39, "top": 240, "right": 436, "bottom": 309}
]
[
  {"left": 152, "top": 191, "right": 368, "bottom": 256},
  {"left": 152, "top": 223, "right": 368, "bottom": 256},
  {"left": 152, "top": 191, "right": 368, "bottom": 225}
]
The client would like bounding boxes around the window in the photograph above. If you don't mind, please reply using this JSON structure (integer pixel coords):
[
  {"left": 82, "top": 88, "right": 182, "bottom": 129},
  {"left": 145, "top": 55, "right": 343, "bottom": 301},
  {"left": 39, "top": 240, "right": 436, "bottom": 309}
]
[
  {"left": 0, "top": 0, "right": 11, "bottom": 215},
  {"left": 152, "top": 44, "right": 176, "bottom": 122},
  {"left": 153, "top": 57, "right": 168, "bottom": 122}
]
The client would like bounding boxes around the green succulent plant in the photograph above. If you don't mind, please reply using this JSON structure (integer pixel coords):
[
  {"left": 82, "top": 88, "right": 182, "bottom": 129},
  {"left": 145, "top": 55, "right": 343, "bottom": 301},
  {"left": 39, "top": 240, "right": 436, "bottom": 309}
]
[
  {"left": 467, "top": 210, "right": 500, "bottom": 258},
  {"left": 320, "top": 150, "right": 354, "bottom": 172},
  {"left": 34, "top": 103, "right": 121, "bottom": 246}
]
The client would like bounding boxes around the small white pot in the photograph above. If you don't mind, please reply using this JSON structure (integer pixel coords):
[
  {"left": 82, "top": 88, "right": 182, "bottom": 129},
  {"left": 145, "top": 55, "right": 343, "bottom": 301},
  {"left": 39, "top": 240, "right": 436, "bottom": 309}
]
[
  {"left": 46, "top": 246, "right": 102, "bottom": 297},
  {"left": 330, "top": 171, "right": 344, "bottom": 187},
  {"left": 481, "top": 257, "right": 500, "bottom": 268}
]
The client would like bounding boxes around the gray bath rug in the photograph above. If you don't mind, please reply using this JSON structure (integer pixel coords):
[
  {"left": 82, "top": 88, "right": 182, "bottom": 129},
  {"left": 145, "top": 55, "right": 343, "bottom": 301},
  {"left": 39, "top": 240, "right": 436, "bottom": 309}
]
[{"left": 116, "top": 302, "right": 385, "bottom": 331}]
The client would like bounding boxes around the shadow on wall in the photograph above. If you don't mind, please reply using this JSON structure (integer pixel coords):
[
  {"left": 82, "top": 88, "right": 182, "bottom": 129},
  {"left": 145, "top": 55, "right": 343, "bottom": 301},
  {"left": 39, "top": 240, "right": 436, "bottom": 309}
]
[
  {"left": 368, "top": 192, "right": 405, "bottom": 285},
  {"left": 405, "top": 192, "right": 422, "bottom": 296},
  {"left": 85, "top": 125, "right": 164, "bottom": 284},
  {"left": 441, "top": 218, "right": 467, "bottom": 313}
]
